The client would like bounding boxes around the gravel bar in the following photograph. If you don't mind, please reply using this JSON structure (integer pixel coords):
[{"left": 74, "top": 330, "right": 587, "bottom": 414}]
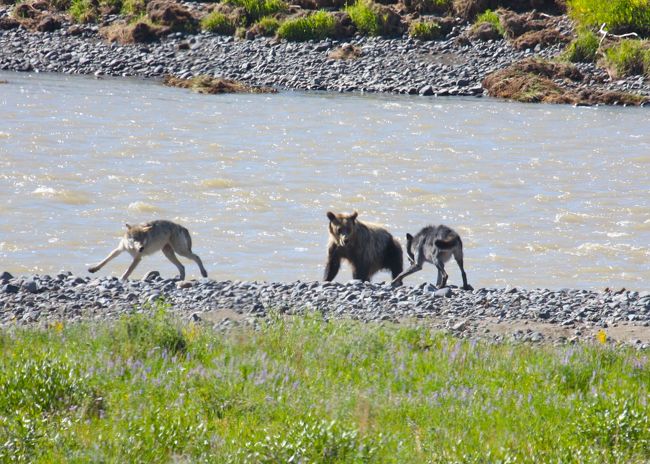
[
  {"left": 2, "top": 271, "right": 649, "bottom": 347},
  {"left": 2, "top": 19, "right": 650, "bottom": 97}
]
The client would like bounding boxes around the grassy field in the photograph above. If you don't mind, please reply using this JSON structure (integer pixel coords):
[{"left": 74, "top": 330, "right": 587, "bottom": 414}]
[{"left": 0, "top": 306, "right": 648, "bottom": 463}]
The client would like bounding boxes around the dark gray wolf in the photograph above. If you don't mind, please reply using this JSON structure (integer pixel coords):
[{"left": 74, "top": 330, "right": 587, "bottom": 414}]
[
  {"left": 391, "top": 224, "right": 472, "bottom": 290},
  {"left": 88, "top": 220, "right": 208, "bottom": 280},
  {"left": 324, "top": 211, "right": 403, "bottom": 282}
]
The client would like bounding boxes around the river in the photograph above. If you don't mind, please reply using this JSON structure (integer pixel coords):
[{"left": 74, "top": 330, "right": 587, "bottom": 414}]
[{"left": 1, "top": 71, "right": 648, "bottom": 289}]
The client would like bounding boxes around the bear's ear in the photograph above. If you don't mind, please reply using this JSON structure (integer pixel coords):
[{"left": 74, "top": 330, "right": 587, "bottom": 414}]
[
  {"left": 406, "top": 233, "right": 413, "bottom": 242},
  {"left": 350, "top": 211, "right": 358, "bottom": 222},
  {"left": 327, "top": 211, "right": 337, "bottom": 223}
]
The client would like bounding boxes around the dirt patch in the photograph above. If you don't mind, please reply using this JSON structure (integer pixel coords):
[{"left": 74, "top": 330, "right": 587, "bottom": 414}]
[
  {"left": 11, "top": 0, "right": 63, "bottom": 32},
  {"left": 101, "top": 21, "right": 166, "bottom": 43},
  {"left": 511, "top": 28, "right": 569, "bottom": 49},
  {"left": 328, "top": 43, "right": 362, "bottom": 60},
  {"left": 146, "top": 0, "right": 197, "bottom": 34},
  {"left": 0, "top": 16, "right": 20, "bottom": 29},
  {"left": 453, "top": 0, "right": 564, "bottom": 20},
  {"left": 163, "top": 75, "right": 278, "bottom": 94},
  {"left": 482, "top": 58, "right": 649, "bottom": 105}
]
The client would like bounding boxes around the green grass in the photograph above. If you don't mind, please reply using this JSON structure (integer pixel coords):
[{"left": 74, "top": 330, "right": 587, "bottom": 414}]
[
  {"left": 252, "top": 15, "right": 281, "bottom": 36},
  {"left": 603, "top": 38, "right": 650, "bottom": 77},
  {"left": 200, "top": 11, "right": 237, "bottom": 35},
  {"left": 224, "top": 0, "right": 288, "bottom": 25},
  {"left": 277, "top": 10, "right": 337, "bottom": 41},
  {"left": 563, "top": 28, "right": 600, "bottom": 62},
  {"left": 568, "top": 0, "right": 650, "bottom": 36},
  {"left": 345, "top": 0, "right": 382, "bottom": 36},
  {"left": 1, "top": 305, "right": 649, "bottom": 463},
  {"left": 408, "top": 19, "right": 442, "bottom": 40},
  {"left": 473, "top": 8, "right": 505, "bottom": 37}
]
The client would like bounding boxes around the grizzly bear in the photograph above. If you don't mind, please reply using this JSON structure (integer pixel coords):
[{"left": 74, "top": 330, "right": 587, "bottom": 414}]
[{"left": 324, "top": 211, "right": 403, "bottom": 282}]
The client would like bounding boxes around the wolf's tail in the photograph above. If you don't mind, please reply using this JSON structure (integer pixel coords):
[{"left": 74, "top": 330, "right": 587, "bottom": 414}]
[
  {"left": 435, "top": 236, "right": 461, "bottom": 250},
  {"left": 180, "top": 226, "right": 193, "bottom": 251}
]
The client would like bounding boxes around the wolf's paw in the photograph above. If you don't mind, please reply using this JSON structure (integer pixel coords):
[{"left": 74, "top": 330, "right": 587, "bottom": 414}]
[
  {"left": 201, "top": 270, "right": 208, "bottom": 278},
  {"left": 88, "top": 267, "right": 98, "bottom": 273},
  {"left": 391, "top": 279, "right": 403, "bottom": 288},
  {"left": 462, "top": 284, "right": 474, "bottom": 291}
]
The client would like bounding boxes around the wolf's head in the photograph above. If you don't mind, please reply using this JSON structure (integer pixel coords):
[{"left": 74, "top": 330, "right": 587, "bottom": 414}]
[
  {"left": 125, "top": 223, "right": 152, "bottom": 253},
  {"left": 405, "top": 233, "right": 415, "bottom": 265},
  {"left": 327, "top": 211, "right": 358, "bottom": 247}
]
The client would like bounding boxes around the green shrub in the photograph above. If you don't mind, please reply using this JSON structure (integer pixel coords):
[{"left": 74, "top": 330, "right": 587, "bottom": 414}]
[
  {"left": 568, "top": 0, "right": 650, "bottom": 36},
  {"left": 224, "top": 0, "right": 287, "bottom": 24},
  {"left": 277, "top": 11, "right": 336, "bottom": 41},
  {"left": 121, "top": 0, "right": 145, "bottom": 16},
  {"left": 563, "top": 28, "right": 599, "bottom": 62},
  {"left": 253, "top": 15, "right": 281, "bottom": 36},
  {"left": 603, "top": 39, "right": 650, "bottom": 77},
  {"left": 474, "top": 9, "right": 505, "bottom": 36},
  {"left": 69, "top": 0, "right": 96, "bottom": 22},
  {"left": 118, "top": 303, "right": 187, "bottom": 356},
  {"left": 201, "top": 11, "right": 236, "bottom": 34},
  {"left": 408, "top": 19, "right": 442, "bottom": 40},
  {"left": 345, "top": 0, "right": 381, "bottom": 36}
]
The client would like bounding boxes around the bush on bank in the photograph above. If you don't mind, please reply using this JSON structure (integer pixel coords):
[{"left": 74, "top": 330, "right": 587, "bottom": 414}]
[
  {"left": 223, "top": 0, "right": 288, "bottom": 25},
  {"left": 0, "top": 305, "right": 648, "bottom": 463},
  {"left": 277, "top": 10, "right": 336, "bottom": 41},
  {"left": 603, "top": 39, "right": 650, "bottom": 78},
  {"left": 563, "top": 28, "right": 599, "bottom": 62},
  {"left": 200, "top": 10, "right": 236, "bottom": 34},
  {"left": 567, "top": 0, "right": 650, "bottom": 36},
  {"left": 408, "top": 19, "right": 443, "bottom": 40}
]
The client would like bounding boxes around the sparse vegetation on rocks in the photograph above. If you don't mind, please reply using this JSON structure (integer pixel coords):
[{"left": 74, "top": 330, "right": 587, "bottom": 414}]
[
  {"left": 408, "top": 18, "right": 443, "bottom": 40},
  {"left": 567, "top": 0, "right": 650, "bottom": 36},
  {"left": 163, "top": 74, "right": 277, "bottom": 94},
  {"left": 483, "top": 58, "right": 649, "bottom": 105}
]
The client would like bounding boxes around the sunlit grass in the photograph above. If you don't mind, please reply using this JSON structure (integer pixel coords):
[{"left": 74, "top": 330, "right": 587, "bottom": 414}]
[{"left": 0, "top": 305, "right": 648, "bottom": 463}]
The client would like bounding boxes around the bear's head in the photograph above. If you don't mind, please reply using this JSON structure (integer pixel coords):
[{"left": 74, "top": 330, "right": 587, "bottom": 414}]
[{"left": 327, "top": 211, "right": 358, "bottom": 247}]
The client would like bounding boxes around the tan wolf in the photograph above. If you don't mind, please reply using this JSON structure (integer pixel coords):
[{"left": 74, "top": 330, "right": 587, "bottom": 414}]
[
  {"left": 391, "top": 224, "right": 472, "bottom": 290},
  {"left": 88, "top": 220, "right": 208, "bottom": 280},
  {"left": 324, "top": 211, "right": 403, "bottom": 282}
]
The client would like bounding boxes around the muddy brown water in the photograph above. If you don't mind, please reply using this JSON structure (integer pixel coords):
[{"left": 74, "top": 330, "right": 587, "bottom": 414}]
[{"left": 1, "top": 71, "right": 648, "bottom": 289}]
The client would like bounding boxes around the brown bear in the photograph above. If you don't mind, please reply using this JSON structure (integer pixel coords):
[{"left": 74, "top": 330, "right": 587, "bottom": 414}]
[{"left": 324, "top": 211, "right": 403, "bottom": 282}]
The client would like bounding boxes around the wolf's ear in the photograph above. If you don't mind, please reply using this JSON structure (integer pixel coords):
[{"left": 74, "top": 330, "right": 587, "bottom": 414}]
[
  {"left": 350, "top": 211, "right": 358, "bottom": 221},
  {"left": 327, "top": 211, "right": 337, "bottom": 223},
  {"left": 406, "top": 233, "right": 413, "bottom": 242},
  {"left": 125, "top": 223, "right": 132, "bottom": 230}
]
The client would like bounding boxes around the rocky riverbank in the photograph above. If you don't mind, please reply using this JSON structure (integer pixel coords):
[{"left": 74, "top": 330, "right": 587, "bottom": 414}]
[
  {"left": 2, "top": 271, "right": 649, "bottom": 348},
  {"left": 1, "top": 10, "right": 650, "bottom": 101}
]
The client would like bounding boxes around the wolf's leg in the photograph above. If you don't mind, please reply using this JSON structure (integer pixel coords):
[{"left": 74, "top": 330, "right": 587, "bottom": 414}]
[
  {"left": 175, "top": 248, "right": 207, "bottom": 278},
  {"left": 163, "top": 244, "right": 185, "bottom": 280},
  {"left": 391, "top": 262, "right": 423, "bottom": 287},
  {"left": 121, "top": 256, "right": 142, "bottom": 280},
  {"left": 453, "top": 248, "right": 473, "bottom": 290},
  {"left": 88, "top": 247, "right": 123, "bottom": 273},
  {"left": 434, "top": 259, "right": 448, "bottom": 288}
]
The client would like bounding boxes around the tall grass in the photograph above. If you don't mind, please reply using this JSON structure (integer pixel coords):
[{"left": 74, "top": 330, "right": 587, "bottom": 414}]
[
  {"left": 0, "top": 306, "right": 648, "bottom": 463},
  {"left": 200, "top": 11, "right": 237, "bottom": 34},
  {"left": 224, "top": 0, "right": 288, "bottom": 24},
  {"left": 408, "top": 19, "right": 442, "bottom": 40},
  {"left": 563, "top": 28, "right": 600, "bottom": 62},
  {"left": 277, "top": 11, "right": 336, "bottom": 41},
  {"left": 345, "top": 0, "right": 382, "bottom": 36},
  {"left": 567, "top": 0, "right": 650, "bottom": 36},
  {"left": 473, "top": 8, "right": 505, "bottom": 37},
  {"left": 603, "top": 39, "right": 650, "bottom": 77}
]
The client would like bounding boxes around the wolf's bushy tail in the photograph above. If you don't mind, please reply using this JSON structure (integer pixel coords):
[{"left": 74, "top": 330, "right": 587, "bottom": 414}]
[{"left": 435, "top": 236, "right": 460, "bottom": 250}]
